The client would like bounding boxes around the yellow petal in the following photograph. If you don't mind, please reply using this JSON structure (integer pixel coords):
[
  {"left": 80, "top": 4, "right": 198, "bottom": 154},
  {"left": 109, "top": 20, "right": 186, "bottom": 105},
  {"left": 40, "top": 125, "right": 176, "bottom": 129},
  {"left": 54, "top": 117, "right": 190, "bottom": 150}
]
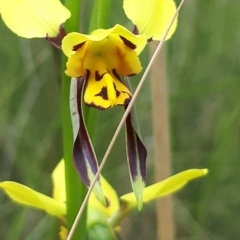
[
  {"left": 65, "top": 41, "right": 89, "bottom": 77},
  {"left": 84, "top": 70, "right": 131, "bottom": 109},
  {"left": 109, "top": 35, "right": 143, "bottom": 76},
  {"left": 123, "top": 0, "right": 177, "bottom": 41},
  {"left": 89, "top": 177, "right": 119, "bottom": 218},
  {"left": 62, "top": 24, "right": 147, "bottom": 57},
  {"left": 108, "top": 24, "right": 147, "bottom": 55},
  {"left": 120, "top": 169, "right": 208, "bottom": 208},
  {"left": 0, "top": 0, "right": 71, "bottom": 38},
  {"left": 52, "top": 159, "right": 66, "bottom": 203},
  {"left": 52, "top": 160, "right": 119, "bottom": 218},
  {"left": 62, "top": 32, "right": 89, "bottom": 57},
  {"left": 0, "top": 181, "right": 66, "bottom": 216}
]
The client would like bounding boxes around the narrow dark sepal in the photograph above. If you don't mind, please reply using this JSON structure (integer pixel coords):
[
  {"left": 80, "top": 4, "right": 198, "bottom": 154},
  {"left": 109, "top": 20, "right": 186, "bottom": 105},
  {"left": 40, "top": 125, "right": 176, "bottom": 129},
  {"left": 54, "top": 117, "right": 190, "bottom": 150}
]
[
  {"left": 125, "top": 105, "right": 147, "bottom": 182},
  {"left": 125, "top": 104, "right": 147, "bottom": 209},
  {"left": 46, "top": 24, "right": 67, "bottom": 49},
  {"left": 71, "top": 77, "right": 106, "bottom": 205}
]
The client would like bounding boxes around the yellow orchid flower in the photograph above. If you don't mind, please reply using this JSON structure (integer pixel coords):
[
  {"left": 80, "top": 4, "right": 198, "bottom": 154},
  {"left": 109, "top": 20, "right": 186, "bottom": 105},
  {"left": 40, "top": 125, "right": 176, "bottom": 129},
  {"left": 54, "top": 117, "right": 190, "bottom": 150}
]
[
  {"left": 0, "top": 159, "right": 208, "bottom": 233},
  {"left": 62, "top": 24, "right": 147, "bottom": 109},
  {"left": 0, "top": 0, "right": 70, "bottom": 38}
]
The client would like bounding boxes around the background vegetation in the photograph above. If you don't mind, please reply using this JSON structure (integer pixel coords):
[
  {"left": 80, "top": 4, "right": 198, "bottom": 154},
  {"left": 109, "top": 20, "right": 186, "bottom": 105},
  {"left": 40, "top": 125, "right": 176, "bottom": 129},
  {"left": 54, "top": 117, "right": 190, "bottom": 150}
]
[{"left": 0, "top": 0, "right": 239, "bottom": 239}]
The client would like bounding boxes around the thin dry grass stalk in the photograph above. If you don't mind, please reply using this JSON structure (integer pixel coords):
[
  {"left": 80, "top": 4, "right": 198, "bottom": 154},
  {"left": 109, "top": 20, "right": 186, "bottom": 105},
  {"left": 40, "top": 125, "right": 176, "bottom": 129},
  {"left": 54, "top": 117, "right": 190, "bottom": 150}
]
[{"left": 150, "top": 44, "right": 174, "bottom": 240}]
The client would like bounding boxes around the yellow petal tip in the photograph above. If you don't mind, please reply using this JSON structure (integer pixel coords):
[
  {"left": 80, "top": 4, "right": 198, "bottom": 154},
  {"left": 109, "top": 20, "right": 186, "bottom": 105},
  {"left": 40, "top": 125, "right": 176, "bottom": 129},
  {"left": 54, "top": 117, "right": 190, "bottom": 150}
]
[{"left": 202, "top": 168, "right": 209, "bottom": 175}]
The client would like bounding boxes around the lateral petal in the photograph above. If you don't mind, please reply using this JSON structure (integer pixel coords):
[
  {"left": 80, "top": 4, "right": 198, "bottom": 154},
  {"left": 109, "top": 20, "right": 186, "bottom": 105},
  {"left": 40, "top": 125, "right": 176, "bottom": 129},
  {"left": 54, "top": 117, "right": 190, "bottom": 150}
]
[
  {"left": 123, "top": 0, "right": 177, "bottom": 41},
  {"left": 52, "top": 159, "right": 66, "bottom": 203},
  {"left": 0, "top": 181, "right": 66, "bottom": 216},
  {"left": 0, "top": 0, "right": 71, "bottom": 38},
  {"left": 121, "top": 169, "right": 208, "bottom": 208}
]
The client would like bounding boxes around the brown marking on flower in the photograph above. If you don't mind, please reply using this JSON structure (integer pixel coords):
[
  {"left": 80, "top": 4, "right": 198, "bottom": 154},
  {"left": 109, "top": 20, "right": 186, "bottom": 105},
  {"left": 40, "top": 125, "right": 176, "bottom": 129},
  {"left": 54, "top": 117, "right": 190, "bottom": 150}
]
[
  {"left": 86, "top": 102, "right": 109, "bottom": 110},
  {"left": 46, "top": 24, "right": 67, "bottom": 49},
  {"left": 95, "top": 71, "right": 106, "bottom": 81},
  {"left": 128, "top": 73, "right": 136, "bottom": 77},
  {"left": 123, "top": 97, "right": 131, "bottom": 106},
  {"left": 119, "top": 36, "right": 136, "bottom": 50},
  {"left": 113, "top": 82, "right": 120, "bottom": 98},
  {"left": 105, "top": 197, "right": 110, "bottom": 207},
  {"left": 95, "top": 86, "right": 108, "bottom": 100},
  {"left": 112, "top": 69, "right": 121, "bottom": 81},
  {"left": 85, "top": 69, "right": 91, "bottom": 80},
  {"left": 73, "top": 41, "right": 86, "bottom": 51}
]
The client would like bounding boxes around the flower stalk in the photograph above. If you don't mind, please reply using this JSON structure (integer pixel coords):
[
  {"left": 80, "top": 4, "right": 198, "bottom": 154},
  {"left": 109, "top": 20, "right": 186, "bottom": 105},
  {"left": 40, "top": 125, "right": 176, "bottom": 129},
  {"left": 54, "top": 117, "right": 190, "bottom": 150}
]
[{"left": 62, "top": 1, "right": 88, "bottom": 239}]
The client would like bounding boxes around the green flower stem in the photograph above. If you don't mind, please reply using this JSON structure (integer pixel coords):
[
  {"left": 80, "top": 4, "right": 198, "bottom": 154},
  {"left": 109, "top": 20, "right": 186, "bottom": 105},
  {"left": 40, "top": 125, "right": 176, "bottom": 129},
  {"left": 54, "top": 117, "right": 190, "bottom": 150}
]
[
  {"left": 65, "top": 0, "right": 82, "bottom": 32},
  {"left": 89, "top": 0, "right": 111, "bottom": 31},
  {"left": 108, "top": 203, "right": 132, "bottom": 228},
  {"left": 62, "top": 0, "right": 87, "bottom": 239},
  {"left": 84, "top": 0, "right": 111, "bottom": 140},
  {"left": 62, "top": 1, "right": 111, "bottom": 239}
]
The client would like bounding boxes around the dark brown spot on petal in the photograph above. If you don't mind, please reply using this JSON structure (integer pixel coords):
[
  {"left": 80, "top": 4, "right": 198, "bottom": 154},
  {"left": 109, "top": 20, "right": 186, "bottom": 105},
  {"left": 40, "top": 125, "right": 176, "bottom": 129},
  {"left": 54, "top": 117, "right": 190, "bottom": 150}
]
[
  {"left": 73, "top": 41, "right": 86, "bottom": 51},
  {"left": 95, "top": 87, "right": 108, "bottom": 100},
  {"left": 85, "top": 102, "right": 109, "bottom": 110},
  {"left": 85, "top": 69, "right": 91, "bottom": 80},
  {"left": 95, "top": 71, "right": 106, "bottom": 81},
  {"left": 113, "top": 82, "right": 120, "bottom": 98},
  {"left": 119, "top": 36, "right": 136, "bottom": 50},
  {"left": 124, "top": 97, "right": 131, "bottom": 106},
  {"left": 128, "top": 73, "right": 136, "bottom": 77},
  {"left": 148, "top": 37, "right": 154, "bottom": 43},
  {"left": 105, "top": 197, "right": 110, "bottom": 207},
  {"left": 112, "top": 69, "right": 121, "bottom": 81}
]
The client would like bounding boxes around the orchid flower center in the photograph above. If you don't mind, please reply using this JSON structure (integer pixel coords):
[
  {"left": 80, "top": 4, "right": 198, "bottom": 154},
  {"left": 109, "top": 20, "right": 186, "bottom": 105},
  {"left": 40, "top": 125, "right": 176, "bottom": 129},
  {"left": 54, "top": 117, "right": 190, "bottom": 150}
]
[{"left": 62, "top": 25, "right": 147, "bottom": 109}]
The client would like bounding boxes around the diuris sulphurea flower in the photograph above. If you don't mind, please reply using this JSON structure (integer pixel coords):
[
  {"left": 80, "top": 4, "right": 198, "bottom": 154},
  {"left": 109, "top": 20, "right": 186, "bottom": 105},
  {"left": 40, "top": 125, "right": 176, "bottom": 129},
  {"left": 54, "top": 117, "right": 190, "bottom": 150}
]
[{"left": 62, "top": 24, "right": 147, "bottom": 109}]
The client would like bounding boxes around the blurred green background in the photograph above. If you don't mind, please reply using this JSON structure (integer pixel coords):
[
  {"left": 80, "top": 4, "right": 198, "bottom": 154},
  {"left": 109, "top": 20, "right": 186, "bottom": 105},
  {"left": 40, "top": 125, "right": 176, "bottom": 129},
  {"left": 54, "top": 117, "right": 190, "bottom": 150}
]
[{"left": 1, "top": 0, "right": 240, "bottom": 239}]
